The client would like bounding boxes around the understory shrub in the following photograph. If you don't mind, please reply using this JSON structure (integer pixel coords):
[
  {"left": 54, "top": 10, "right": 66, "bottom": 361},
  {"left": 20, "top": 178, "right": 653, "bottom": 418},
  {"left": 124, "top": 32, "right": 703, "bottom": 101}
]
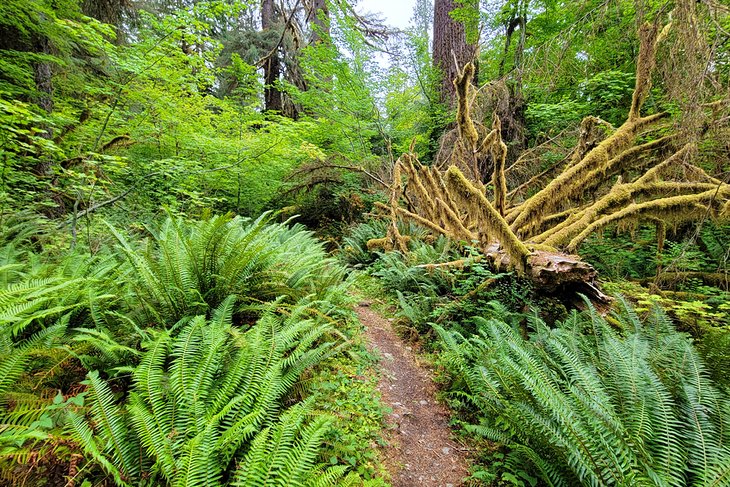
[
  {"left": 0, "top": 214, "right": 370, "bottom": 486},
  {"left": 110, "top": 212, "right": 348, "bottom": 325},
  {"left": 437, "top": 298, "right": 730, "bottom": 486},
  {"left": 62, "top": 298, "right": 348, "bottom": 486}
]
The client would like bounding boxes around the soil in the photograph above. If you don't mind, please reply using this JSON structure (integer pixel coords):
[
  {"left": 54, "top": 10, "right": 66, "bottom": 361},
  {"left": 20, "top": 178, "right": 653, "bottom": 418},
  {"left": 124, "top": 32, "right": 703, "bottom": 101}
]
[{"left": 354, "top": 301, "right": 469, "bottom": 487}]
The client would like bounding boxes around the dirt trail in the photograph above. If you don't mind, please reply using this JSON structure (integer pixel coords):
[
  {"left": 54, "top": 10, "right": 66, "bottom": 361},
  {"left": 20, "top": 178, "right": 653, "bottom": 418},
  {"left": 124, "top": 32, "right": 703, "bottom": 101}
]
[{"left": 355, "top": 301, "right": 468, "bottom": 487}]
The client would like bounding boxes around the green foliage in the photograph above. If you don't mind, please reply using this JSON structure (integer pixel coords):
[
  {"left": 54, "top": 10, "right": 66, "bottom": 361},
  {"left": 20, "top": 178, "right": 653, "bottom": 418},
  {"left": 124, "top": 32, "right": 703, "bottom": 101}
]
[
  {"left": 437, "top": 298, "right": 730, "bottom": 486},
  {"left": 307, "top": 351, "right": 387, "bottom": 481},
  {"left": 526, "top": 99, "right": 590, "bottom": 138},
  {"left": 340, "top": 218, "right": 431, "bottom": 267},
  {"left": 0, "top": 214, "right": 383, "bottom": 485},
  {"left": 361, "top": 239, "right": 543, "bottom": 339},
  {"left": 526, "top": 70, "right": 637, "bottom": 136},
  {"left": 67, "top": 298, "right": 345, "bottom": 486},
  {"left": 232, "top": 401, "right": 350, "bottom": 487},
  {"left": 371, "top": 241, "right": 453, "bottom": 298},
  {"left": 580, "top": 226, "right": 660, "bottom": 280},
  {"left": 381, "top": 25, "right": 445, "bottom": 159},
  {"left": 110, "top": 212, "right": 347, "bottom": 325},
  {"left": 580, "top": 70, "right": 635, "bottom": 125}
]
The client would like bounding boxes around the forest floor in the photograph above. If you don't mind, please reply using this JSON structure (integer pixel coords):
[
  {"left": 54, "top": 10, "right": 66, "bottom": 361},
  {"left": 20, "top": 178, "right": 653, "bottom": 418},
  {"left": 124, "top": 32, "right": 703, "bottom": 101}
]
[{"left": 354, "top": 300, "right": 469, "bottom": 487}]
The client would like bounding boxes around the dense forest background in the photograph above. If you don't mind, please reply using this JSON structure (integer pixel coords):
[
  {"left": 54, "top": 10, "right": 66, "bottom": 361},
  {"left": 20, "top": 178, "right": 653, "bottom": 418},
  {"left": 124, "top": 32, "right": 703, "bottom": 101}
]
[{"left": 1, "top": 0, "right": 729, "bottom": 485}]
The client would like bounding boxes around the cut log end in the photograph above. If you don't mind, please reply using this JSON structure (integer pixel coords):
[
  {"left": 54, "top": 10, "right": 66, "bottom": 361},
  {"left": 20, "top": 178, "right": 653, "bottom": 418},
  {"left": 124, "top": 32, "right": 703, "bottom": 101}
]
[{"left": 484, "top": 243, "right": 612, "bottom": 306}]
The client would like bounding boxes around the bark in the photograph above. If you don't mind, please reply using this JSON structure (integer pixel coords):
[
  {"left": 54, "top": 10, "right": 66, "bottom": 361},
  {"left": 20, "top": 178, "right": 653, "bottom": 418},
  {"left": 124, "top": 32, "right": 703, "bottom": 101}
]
[
  {"left": 81, "top": 0, "right": 132, "bottom": 42},
  {"left": 261, "top": 0, "right": 283, "bottom": 113},
  {"left": 308, "top": 0, "right": 329, "bottom": 45},
  {"left": 484, "top": 244, "right": 611, "bottom": 305},
  {"left": 33, "top": 29, "right": 65, "bottom": 216},
  {"left": 432, "top": 0, "right": 477, "bottom": 106}
]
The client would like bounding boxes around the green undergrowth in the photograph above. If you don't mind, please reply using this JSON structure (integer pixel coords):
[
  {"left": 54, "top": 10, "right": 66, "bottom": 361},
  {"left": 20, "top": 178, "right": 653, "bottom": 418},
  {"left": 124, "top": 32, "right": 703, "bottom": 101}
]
[
  {"left": 0, "top": 213, "right": 389, "bottom": 486},
  {"left": 307, "top": 345, "right": 390, "bottom": 485},
  {"left": 434, "top": 299, "right": 730, "bottom": 486},
  {"left": 344, "top": 219, "right": 730, "bottom": 486}
]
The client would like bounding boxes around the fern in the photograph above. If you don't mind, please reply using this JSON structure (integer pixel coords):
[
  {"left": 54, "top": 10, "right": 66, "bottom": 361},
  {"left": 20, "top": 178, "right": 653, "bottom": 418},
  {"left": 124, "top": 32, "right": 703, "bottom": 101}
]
[
  {"left": 232, "top": 401, "right": 347, "bottom": 487},
  {"left": 438, "top": 299, "right": 730, "bottom": 486},
  {"left": 69, "top": 298, "right": 346, "bottom": 486},
  {"left": 0, "top": 322, "right": 66, "bottom": 399},
  {"left": 108, "top": 213, "right": 347, "bottom": 326}
]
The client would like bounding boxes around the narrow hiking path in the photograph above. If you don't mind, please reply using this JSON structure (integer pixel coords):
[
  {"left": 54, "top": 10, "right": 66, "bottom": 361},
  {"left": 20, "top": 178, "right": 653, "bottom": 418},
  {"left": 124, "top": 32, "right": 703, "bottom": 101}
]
[{"left": 354, "top": 301, "right": 469, "bottom": 487}]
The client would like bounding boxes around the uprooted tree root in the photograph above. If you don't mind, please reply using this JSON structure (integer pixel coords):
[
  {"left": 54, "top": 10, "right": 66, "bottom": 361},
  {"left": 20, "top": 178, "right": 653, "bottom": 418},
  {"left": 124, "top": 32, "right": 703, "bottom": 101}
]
[{"left": 368, "top": 21, "right": 729, "bottom": 305}]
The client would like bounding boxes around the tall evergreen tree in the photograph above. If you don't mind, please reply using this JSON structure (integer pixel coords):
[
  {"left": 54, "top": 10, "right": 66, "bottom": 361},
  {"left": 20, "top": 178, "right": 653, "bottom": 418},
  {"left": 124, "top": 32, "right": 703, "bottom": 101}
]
[
  {"left": 432, "top": 0, "right": 476, "bottom": 106},
  {"left": 261, "top": 0, "right": 283, "bottom": 113}
]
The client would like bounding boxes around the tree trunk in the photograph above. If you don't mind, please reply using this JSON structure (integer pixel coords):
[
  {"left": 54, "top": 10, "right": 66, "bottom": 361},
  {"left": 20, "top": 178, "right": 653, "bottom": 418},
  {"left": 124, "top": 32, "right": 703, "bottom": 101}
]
[
  {"left": 432, "top": 0, "right": 476, "bottom": 106},
  {"left": 33, "top": 31, "right": 66, "bottom": 216},
  {"left": 81, "top": 0, "right": 131, "bottom": 42},
  {"left": 308, "top": 0, "right": 329, "bottom": 45},
  {"left": 261, "top": 0, "right": 283, "bottom": 113}
]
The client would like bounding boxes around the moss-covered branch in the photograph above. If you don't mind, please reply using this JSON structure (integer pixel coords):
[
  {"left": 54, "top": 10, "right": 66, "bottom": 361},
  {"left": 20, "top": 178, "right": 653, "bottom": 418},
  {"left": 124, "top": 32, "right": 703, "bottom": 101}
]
[
  {"left": 566, "top": 187, "right": 730, "bottom": 251},
  {"left": 444, "top": 166, "right": 531, "bottom": 273}
]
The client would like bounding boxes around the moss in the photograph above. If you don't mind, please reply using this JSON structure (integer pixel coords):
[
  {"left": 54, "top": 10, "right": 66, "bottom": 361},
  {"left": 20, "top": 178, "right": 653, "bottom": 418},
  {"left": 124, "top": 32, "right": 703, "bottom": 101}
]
[
  {"left": 394, "top": 206, "right": 447, "bottom": 236},
  {"left": 635, "top": 143, "right": 694, "bottom": 183},
  {"left": 566, "top": 187, "right": 730, "bottom": 251},
  {"left": 454, "top": 63, "right": 479, "bottom": 151},
  {"left": 366, "top": 237, "right": 390, "bottom": 251},
  {"left": 629, "top": 22, "right": 669, "bottom": 120},
  {"left": 527, "top": 243, "right": 558, "bottom": 253},
  {"left": 445, "top": 166, "right": 531, "bottom": 273},
  {"left": 400, "top": 155, "right": 437, "bottom": 221},
  {"left": 568, "top": 116, "right": 615, "bottom": 168},
  {"left": 656, "top": 220, "right": 666, "bottom": 254},
  {"left": 509, "top": 23, "right": 672, "bottom": 239},
  {"left": 543, "top": 181, "right": 722, "bottom": 247},
  {"left": 533, "top": 213, "right": 583, "bottom": 244},
  {"left": 491, "top": 115, "right": 508, "bottom": 217},
  {"left": 379, "top": 158, "right": 410, "bottom": 253},
  {"left": 435, "top": 197, "right": 475, "bottom": 242}
]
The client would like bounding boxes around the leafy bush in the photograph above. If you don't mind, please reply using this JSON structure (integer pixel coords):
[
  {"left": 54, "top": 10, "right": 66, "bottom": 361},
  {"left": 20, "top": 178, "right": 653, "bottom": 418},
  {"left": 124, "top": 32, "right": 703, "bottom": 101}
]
[
  {"left": 437, "top": 298, "right": 730, "bottom": 486},
  {"left": 1, "top": 299, "right": 348, "bottom": 486},
  {"left": 110, "top": 212, "right": 347, "bottom": 325},
  {"left": 525, "top": 99, "right": 590, "bottom": 138},
  {"left": 580, "top": 70, "right": 635, "bottom": 125}
]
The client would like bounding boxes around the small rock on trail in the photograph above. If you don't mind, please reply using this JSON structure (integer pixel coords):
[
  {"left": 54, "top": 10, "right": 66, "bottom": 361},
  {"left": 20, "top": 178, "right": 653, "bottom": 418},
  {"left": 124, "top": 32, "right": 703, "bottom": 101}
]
[{"left": 355, "top": 301, "right": 469, "bottom": 487}]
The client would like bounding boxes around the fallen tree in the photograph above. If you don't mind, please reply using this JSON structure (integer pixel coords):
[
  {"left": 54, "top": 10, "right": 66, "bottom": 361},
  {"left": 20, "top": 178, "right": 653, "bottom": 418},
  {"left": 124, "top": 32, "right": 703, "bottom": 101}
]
[{"left": 369, "top": 21, "right": 729, "bottom": 304}]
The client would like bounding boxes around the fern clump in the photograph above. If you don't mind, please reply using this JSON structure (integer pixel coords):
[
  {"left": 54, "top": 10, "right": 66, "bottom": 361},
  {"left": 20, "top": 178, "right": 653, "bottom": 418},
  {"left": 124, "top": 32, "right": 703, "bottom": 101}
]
[
  {"left": 109, "top": 212, "right": 347, "bottom": 325},
  {"left": 64, "top": 298, "right": 347, "bottom": 486},
  {"left": 437, "top": 298, "right": 730, "bottom": 486}
]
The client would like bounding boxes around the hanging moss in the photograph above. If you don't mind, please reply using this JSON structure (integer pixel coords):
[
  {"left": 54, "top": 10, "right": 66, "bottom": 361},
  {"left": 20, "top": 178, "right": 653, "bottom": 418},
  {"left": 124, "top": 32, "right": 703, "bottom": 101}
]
[
  {"left": 567, "top": 116, "right": 616, "bottom": 169},
  {"left": 542, "top": 181, "right": 720, "bottom": 247},
  {"left": 509, "top": 22, "right": 673, "bottom": 239},
  {"left": 394, "top": 206, "right": 448, "bottom": 236},
  {"left": 444, "top": 166, "right": 531, "bottom": 273},
  {"left": 635, "top": 143, "right": 694, "bottom": 183},
  {"left": 454, "top": 63, "right": 479, "bottom": 152},
  {"left": 566, "top": 187, "right": 730, "bottom": 251},
  {"left": 491, "top": 115, "right": 508, "bottom": 217},
  {"left": 629, "top": 22, "right": 671, "bottom": 120}
]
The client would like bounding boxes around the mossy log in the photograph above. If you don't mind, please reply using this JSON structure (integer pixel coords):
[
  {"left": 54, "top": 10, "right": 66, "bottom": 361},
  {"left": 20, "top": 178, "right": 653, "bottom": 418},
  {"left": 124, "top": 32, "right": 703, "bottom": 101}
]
[
  {"left": 368, "top": 22, "right": 729, "bottom": 307},
  {"left": 483, "top": 243, "right": 611, "bottom": 304}
]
